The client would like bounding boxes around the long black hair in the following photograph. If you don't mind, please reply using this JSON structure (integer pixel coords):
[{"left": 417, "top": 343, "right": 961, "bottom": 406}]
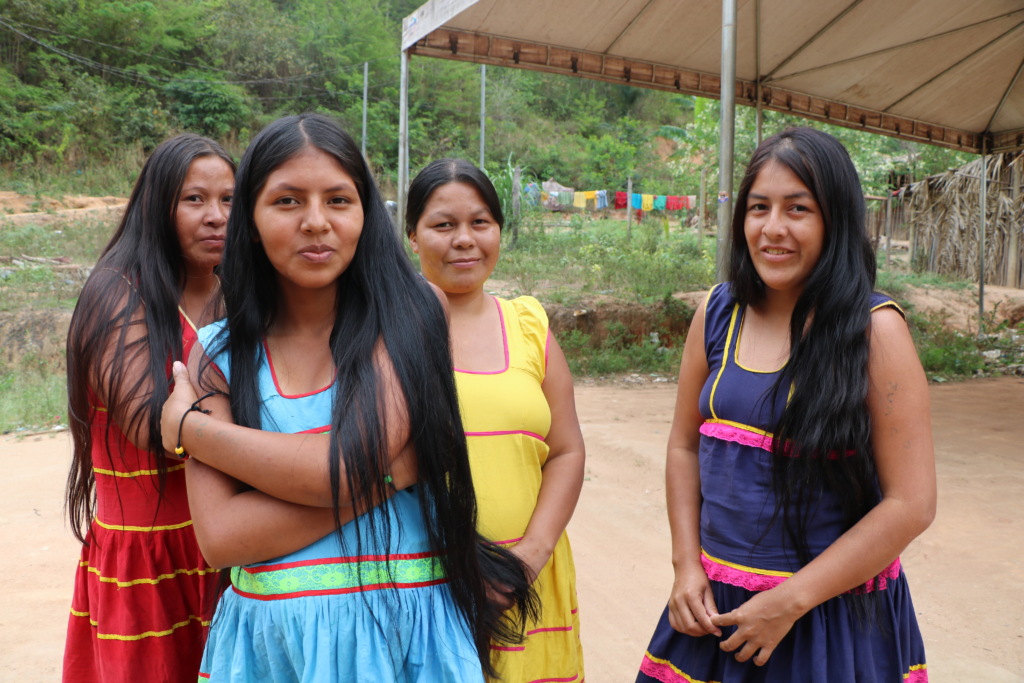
[
  {"left": 65, "top": 134, "right": 235, "bottom": 545},
  {"left": 211, "top": 114, "right": 535, "bottom": 674},
  {"left": 729, "top": 128, "right": 881, "bottom": 574},
  {"left": 404, "top": 158, "right": 504, "bottom": 235}
]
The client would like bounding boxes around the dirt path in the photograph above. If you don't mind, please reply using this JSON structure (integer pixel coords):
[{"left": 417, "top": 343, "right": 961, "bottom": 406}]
[{"left": 2, "top": 378, "right": 1022, "bottom": 682}]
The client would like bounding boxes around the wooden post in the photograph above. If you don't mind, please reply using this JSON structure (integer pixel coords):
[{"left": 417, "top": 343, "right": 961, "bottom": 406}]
[
  {"left": 511, "top": 165, "right": 521, "bottom": 247},
  {"left": 978, "top": 143, "right": 987, "bottom": 335},
  {"left": 884, "top": 194, "right": 892, "bottom": 269},
  {"left": 699, "top": 167, "right": 707, "bottom": 240},
  {"left": 626, "top": 176, "right": 633, "bottom": 241},
  {"left": 1009, "top": 158, "right": 1021, "bottom": 288}
]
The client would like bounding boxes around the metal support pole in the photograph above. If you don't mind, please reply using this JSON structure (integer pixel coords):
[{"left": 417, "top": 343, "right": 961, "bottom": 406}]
[
  {"left": 884, "top": 194, "right": 892, "bottom": 269},
  {"left": 626, "top": 176, "right": 633, "bottom": 240},
  {"left": 361, "top": 62, "right": 369, "bottom": 159},
  {"left": 398, "top": 50, "right": 409, "bottom": 235},
  {"left": 716, "top": 0, "right": 738, "bottom": 283},
  {"left": 479, "top": 65, "right": 486, "bottom": 170},
  {"left": 755, "top": 0, "right": 762, "bottom": 145},
  {"left": 978, "top": 141, "right": 987, "bottom": 335}
]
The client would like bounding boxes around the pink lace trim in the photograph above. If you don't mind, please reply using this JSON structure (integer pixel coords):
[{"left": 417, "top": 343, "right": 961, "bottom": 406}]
[
  {"left": 699, "top": 421, "right": 773, "bottom": 452},
  {"left": 906, "top": 665, "right": 928, "bottom": 682},
  {"left": 701, "top": 552, "right": 901, "bottom": 594},
  {"left": 699, "top": 421, "right": 854, "bottom": 459},
  {"left": 639, "top": 654, "right": 702, "bottom": 683}
]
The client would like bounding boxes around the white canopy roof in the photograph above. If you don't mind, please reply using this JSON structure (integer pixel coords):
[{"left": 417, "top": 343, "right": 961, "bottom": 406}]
[{"left": 402, "top": 0, "right": 1024, "bottom": 154}]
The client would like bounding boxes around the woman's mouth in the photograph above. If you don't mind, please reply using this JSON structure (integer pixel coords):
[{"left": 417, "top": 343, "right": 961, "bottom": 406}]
[
  {"left": 449, "top": 258, "right": 480, "bottom": 269},
  {"left": 299, "top": 245, "right": 335, "bottom": 263},
  {"left": 761, "top": 247, "right": 793, "bottom": 262}
]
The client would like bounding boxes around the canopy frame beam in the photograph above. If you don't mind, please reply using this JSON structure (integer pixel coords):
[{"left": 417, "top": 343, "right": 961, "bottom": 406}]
[
  {"left": 409, "top": 27, "right": 1000, "bottom": 153},
  {"left": 763, "top": 0, "right": 864, "bottom": 79},
  {"left": 767, "top": 8, "right": 1024, "bottom": 84},
  {"left": 883, "top": 19, "right": 1024, "bottom": 113}
]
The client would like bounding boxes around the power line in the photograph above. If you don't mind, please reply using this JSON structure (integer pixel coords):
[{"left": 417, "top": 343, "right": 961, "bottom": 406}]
[{"left": 0, "top": 16, "right": 397, "bottom": 89}]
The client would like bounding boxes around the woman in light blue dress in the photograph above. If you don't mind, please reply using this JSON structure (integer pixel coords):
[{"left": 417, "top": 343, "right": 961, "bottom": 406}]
[{"left": 160, "top": 114, "right": 536, "bottom": 682}]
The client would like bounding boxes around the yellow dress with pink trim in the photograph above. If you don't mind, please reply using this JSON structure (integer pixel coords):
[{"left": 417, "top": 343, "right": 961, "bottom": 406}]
[{"left": 455, "top": 296, "right": 585, "bottom": 683}]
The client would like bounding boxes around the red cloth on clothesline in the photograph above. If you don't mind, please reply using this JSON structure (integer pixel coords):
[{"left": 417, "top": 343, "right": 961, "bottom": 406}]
[
  {"left": 666, "top": 195, "right": 683, "bottom": 211},
  {"left": 614, "top": 191, "right": 628, "bottom": 209}
]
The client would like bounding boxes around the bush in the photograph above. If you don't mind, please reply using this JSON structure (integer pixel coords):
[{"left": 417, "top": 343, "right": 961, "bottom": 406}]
[{"left": 164, "top": 73, "right": 251, "bottom": 138}]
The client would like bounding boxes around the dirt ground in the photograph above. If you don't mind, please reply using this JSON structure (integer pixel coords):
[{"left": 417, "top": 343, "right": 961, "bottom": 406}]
[
  {"left": 0, "top": 192, "right": 127, "bottom": 228},
  {"left": 1, "top": 377, "right": 1022, "bottom": 682}
]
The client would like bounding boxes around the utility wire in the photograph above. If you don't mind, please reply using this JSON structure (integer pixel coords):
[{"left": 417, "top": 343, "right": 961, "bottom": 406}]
[{"left": 0, "top": 16, "right": 397, "bottom": 88}]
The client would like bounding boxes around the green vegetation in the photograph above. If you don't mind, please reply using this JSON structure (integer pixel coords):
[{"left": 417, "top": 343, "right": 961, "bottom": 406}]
[
  {"left": 492, "top": 216, "right": 714, "bottom": 305},
  {"left": 0, "top": 214, "right": 114, "bottom": 311},
  {"left": 2, "top": 0, "right": 973, "bottom": 199},
  {"left": 0, "top": 353, "right": 66, "bottom": 433}
]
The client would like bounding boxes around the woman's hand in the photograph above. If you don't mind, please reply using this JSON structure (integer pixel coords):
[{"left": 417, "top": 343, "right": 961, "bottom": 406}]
[
  {"left": 711, "top": 585, "right": 802, "bottom": 665},
  {"left": 668, "top": 563, "right": 722, "bottom": 637},
  {"left": 509, "top": 536, "right": 552, "bottom": 586},
  {"left": 160, "top": 361, "right": 201, "bottom": 454}
]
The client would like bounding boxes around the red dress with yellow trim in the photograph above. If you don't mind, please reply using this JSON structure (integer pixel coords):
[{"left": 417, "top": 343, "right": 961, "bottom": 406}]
[
  {"left": 637, "top": 284, "right": 928, "bottom": 683},
  {"left": 63, "top": 311, "right": 216, "bottom": 683}
]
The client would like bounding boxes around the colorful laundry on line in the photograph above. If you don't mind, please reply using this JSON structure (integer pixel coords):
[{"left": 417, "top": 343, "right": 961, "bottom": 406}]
[
  {"left": 615, "top": 191, "right": 628, "bottom": 209},
  {"left": 641, "top": 194, "right": 654, "bottom": 211},
  {"left": 653, "top": 195, "right": 667, "bottom": 211},
  {"left": 573, "top": 191, "right": 587, "bottom": 208},
  {"left": 596, "top": 189, "right": 608, "bottom": 209}
]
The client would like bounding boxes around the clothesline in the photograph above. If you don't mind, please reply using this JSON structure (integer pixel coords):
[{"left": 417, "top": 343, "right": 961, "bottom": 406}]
[{"left": 527, "top": 182, "right": 698, "bottom": 213}]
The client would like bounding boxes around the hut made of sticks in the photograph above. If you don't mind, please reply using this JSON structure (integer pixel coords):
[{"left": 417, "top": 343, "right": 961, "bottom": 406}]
[{"left": 893, "top": 153, "right": 1023, "bottom": 289}]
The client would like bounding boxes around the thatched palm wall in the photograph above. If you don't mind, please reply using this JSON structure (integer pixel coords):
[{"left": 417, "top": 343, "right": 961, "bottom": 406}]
[{"left": 894, "top": 153, "right": 1023, "bottom": 289}]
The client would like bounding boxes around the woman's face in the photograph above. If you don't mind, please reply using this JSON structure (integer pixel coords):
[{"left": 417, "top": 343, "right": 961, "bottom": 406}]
[
  {"left": 409, "top": 182, "right": 501, "bottom": 296},
  {"left": 175, "top": 155, "right": 234, "bottom": 277},
  {"left": 743, "top": 160, "right": 825, "bottom": 296},
  {"left": 252, "top": 146, "right": 364, "bottom": 293}
]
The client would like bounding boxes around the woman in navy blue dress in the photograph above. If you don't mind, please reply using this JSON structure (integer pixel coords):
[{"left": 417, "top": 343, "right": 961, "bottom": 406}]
[{"left": 638, "top": 127, "right": 935, "bottom": 683}]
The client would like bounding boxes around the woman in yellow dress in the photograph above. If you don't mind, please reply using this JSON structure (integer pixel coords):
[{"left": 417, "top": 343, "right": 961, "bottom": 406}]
[{"left": 406, "top": 158, "right": 586, "bottom": 683}]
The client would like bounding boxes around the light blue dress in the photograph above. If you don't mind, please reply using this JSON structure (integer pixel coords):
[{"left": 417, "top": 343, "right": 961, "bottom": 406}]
[{"left": 196, "top": 321, "right": 484, "bottom": 683}]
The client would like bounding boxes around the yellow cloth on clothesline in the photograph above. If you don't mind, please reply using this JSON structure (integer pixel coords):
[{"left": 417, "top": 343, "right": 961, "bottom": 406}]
[
  {"left": 642, "top": 194, "right": 654, "bottom": 211},
  {"left": 573, "top": 192, "right": 587, "bottom": 208},
  {"left": 583, "top": 191, "right": 597, "bottom": 200}
]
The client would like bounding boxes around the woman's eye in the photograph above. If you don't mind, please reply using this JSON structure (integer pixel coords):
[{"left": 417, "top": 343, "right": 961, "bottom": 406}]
[
  {"left": 328, "top": 196, "right": 349, "bottom": 205},
  {"left": 749, "top": 203, "right": 767, "bottom": 211},
  {"left": 277, "top": 197, "right": 297, "bottom": 205},
  {"left": 223, "top": 195, "right": 233, "bottom": 204},
  {"left": 184, "top": 195, "right": 202, "bottom": 203}
]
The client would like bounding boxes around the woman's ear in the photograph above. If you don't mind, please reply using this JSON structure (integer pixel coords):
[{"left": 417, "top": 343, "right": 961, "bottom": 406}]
[{"left": 408, "top": 230, "right": 419, "bottom": 254}]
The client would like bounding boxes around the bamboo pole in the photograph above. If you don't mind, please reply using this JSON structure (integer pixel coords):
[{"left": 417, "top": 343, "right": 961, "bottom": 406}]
[
  {"left": 1010, "top": 158, "right": 1021, "bottom": 288},
  {"left": 626, "top": 176, "right": 633, "bottom": 240},
  {"left": 884, "top": 194, "right": 892, "bottom": 269},
  {"left": 978, "top": 141, "right": 987, "bottom": 335}
]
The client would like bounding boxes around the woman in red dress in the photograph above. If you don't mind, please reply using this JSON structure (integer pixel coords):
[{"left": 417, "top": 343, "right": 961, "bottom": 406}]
[{"left": 63, "top": 134, "right": 236, "bottom": 682}]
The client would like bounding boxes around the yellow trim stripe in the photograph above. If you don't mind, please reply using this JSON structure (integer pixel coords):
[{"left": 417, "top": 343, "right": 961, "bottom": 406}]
[
  {"left": 78, "top": 560, "right": 217, "bottom": 587},
  {"left": 734, "top": 308, "right": 787, "bottom": 374},
  {"left": 94, "top": 518, "right": 192, "bottom": 532},
  {"left": 703, "top": 417, "right": 773, "bottom": 438},
  {"left": 71, "top": 610, "right": 210, "bottom": 640},
  {"left": 94, "top": 463, "right": 186, "bottom": 478},
  {"left": 178, "top": 306, "right": 199, "bottom": 333},
  {"left": 643, "top": 652, "right": 721, "bottom": 683},
  {"left": 702, "top": 548, "right": 794, "bottom": 578},
  {"left": 708, "top": 303, "right": 739, "bottom": 420},
  {"left": 904, "top": 664, "right": 927, "bottom": 678},
  {"left": 871, "top": 300, "right": 906, "bottom": 318},
  {"left": 92, "top": 406, "right": 108, "bottom": 413}
]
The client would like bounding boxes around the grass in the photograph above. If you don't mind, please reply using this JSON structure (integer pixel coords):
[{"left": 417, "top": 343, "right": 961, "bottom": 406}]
[
  {"left": 0, "top": 354, "right": 67, "bottom": 433},
  {"left": 492, "top": 212, "right": 716, "bottom": 305},
  {"left": 0, "top": 214, "right": 116, "bottom": 311},
  {"left": 0, "top": 145, "right": 146, "bottom": 200}
]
